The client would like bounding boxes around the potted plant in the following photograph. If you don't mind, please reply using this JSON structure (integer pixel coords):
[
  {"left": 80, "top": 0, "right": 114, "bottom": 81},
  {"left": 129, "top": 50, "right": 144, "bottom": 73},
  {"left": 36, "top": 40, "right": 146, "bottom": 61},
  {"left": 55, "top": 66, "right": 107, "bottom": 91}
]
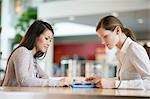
[{"left": 12, "top": 7, "right": 37, "bottom": 49}]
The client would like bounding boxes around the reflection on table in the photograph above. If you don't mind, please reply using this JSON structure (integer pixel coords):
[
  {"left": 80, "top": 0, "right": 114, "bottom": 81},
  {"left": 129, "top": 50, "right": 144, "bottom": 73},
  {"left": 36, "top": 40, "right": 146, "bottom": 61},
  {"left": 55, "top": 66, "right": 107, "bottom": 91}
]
[{"left": 0, "top": 87, "right": 150, "bottom": 99}]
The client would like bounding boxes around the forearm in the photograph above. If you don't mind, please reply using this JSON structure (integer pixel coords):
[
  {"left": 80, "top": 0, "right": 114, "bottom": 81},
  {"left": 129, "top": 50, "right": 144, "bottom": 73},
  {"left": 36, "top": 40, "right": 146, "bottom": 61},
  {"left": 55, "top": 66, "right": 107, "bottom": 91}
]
[
  {"left": 19, "top": 77, "right": 63, "bottom": 87},
  {"left": 115, "top": 79, "right": 150, "bottom": 90},
  {"left": 19, "top": 77, "right": 50, "bottom": 87}
]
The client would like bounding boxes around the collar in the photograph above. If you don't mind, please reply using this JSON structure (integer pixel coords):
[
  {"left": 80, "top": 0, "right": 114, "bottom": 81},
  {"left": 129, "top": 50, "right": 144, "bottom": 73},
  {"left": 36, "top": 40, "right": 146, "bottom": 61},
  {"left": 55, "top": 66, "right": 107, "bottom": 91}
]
[{"left": 120, "top": 37, "right": 133, "bottom": 53}]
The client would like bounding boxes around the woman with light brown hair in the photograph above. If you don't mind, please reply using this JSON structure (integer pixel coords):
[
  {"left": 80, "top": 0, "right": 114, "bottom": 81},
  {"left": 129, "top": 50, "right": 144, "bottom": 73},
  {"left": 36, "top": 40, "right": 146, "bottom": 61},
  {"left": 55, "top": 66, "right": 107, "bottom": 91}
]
[{"left": 86, "top": 15, "right": 150, "bottom": 90}]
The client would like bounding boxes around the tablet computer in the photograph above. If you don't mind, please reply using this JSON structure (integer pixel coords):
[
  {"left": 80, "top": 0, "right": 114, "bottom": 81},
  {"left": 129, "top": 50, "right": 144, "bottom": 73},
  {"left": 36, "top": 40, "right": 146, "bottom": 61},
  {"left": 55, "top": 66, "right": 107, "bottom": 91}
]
[{"left": 71, "top": 82, "right": 96, "bottom": 88}]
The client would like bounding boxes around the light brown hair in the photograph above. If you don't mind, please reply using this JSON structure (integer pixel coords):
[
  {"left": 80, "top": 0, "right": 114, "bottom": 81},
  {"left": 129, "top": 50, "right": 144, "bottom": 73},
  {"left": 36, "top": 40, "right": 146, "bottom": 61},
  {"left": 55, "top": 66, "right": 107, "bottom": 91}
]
[{"left": 96, "top": 15, "right": 136, "bottom": 41}]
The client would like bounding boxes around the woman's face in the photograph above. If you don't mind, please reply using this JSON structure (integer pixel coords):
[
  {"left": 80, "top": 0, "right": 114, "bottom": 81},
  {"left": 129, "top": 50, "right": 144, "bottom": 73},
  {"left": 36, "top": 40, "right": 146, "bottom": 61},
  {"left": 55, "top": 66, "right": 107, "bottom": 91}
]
[
  {"left": 35, "top": 29, "right": 53, "bottom": 53},
  {"left": 97, "top": 27, "right": 119, "bottom": 49}
]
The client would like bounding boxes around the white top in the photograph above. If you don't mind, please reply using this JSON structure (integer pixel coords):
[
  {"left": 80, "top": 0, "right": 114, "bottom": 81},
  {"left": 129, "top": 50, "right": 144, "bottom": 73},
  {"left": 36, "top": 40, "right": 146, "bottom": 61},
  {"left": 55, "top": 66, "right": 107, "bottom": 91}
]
[{"left": 115, "top": 37, "right": 150, "bottom": 90}]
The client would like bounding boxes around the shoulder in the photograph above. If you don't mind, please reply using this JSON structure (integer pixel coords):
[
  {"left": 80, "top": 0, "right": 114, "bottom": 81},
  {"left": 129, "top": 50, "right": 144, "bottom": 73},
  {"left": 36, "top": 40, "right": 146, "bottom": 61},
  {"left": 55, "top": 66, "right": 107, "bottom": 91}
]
[
  {"left": 128, "top": 41, "right": 147, "bottom": 58},
  {"left": 15, "top": 46, "right": 30, "bottom": 53},
  {"left": 129, "top": 42, "right": 145, "bottom": 53},
  {"left": 13, "top": 46, "right": 31, "bottom": 58}
]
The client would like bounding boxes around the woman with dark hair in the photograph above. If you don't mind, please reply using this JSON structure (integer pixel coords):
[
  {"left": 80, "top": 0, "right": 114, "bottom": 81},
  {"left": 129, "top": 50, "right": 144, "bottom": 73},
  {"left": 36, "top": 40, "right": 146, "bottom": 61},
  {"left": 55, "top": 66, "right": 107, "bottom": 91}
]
[
  {"left": 86, "top": 15, "right": 150, "bottom": 89},
  {"left": 1, "top": 20, "right": 68, "bottom": 87}
]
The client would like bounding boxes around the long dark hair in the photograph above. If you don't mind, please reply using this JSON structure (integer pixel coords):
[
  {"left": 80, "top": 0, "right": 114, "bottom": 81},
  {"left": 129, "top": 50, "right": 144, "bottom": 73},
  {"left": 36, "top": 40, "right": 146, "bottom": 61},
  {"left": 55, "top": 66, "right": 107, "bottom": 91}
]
[
  {"left": 19, "top": 20, "right": 54, "bottom": 58},
  {"left": 1, "top": 20, "right": 54, "bottom": 86},
  {"left": 96, "top": 15, "right": 136, "bottom": 41}
]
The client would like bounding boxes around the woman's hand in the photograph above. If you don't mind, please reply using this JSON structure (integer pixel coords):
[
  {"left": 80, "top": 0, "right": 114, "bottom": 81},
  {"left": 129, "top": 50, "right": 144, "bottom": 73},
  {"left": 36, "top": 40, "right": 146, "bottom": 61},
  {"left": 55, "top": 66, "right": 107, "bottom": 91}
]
[
  {"left": 85, "top": 77, "right": 115, "bottom": 88},
  {"left": 85, "top": 77, "right": 102, "bottom": 88},
  {"left": 57, "top": 78, "right": 70, "bottom": 87},
  {"left": 85, "top": 77, "right": 101, "bottom": 83},
  {"left": 100, "top": 78, "right": 115, "bottom": 89}
]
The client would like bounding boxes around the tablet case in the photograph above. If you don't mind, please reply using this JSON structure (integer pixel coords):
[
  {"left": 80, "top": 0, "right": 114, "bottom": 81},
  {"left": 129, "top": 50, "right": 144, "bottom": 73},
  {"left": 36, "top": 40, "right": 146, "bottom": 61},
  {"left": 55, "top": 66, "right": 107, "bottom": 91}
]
[{"left": 71, "top": 82, "right": 96, "bottom": 88}]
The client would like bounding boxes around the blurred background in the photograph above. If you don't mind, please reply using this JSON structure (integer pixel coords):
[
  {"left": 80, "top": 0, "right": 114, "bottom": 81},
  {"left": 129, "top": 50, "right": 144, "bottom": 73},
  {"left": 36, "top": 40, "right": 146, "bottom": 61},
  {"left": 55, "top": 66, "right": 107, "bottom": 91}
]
[{"left": 0, "top": 0, "right": 149, "bottom": 79}]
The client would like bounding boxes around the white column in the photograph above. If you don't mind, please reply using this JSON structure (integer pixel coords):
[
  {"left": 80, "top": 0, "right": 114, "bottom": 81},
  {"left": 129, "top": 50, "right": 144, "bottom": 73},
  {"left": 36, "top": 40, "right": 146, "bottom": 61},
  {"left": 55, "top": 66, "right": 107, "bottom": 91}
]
[{"left": 1, "top": 0, "right": 16, "bottom": 68}]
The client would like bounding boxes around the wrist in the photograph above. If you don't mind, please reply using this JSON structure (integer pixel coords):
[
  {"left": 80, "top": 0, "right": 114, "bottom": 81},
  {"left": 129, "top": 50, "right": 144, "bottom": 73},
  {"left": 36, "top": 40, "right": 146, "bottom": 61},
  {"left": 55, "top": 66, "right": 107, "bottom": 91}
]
[{"left": 115, "top": 80, "right": 121, "bottom": 89}]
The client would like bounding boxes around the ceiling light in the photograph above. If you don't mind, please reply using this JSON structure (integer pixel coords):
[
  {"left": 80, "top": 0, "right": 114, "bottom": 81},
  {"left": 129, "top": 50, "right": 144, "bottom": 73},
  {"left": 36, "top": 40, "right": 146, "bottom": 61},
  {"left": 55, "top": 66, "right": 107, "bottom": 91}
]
[
  {"left": 137, "top": 18, "right": 144, "bottom": 24},
  {"left": 68, "top": 16, "right": 75, "bottom": 21},
  {"left": 111, "top": 12, "right": 118, "bottom": 17}
]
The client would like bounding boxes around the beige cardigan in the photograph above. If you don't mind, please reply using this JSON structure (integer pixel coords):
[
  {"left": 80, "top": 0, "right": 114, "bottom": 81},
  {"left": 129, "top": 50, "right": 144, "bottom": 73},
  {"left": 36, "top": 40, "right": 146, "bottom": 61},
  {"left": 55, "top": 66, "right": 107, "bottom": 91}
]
[{"left": 2, "top": 47, "right": 55, "bottom": 87}]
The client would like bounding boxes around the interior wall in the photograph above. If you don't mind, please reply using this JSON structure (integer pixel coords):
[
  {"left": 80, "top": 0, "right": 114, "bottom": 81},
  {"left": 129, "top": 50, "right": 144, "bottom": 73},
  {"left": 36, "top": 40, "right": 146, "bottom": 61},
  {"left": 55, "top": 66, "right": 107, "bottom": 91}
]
[
  {"left": 54, "top": 35, "right": 100, "bottom": 44},
  {"left": 54, "top": 42, "right": 105, "bottom": 64}
]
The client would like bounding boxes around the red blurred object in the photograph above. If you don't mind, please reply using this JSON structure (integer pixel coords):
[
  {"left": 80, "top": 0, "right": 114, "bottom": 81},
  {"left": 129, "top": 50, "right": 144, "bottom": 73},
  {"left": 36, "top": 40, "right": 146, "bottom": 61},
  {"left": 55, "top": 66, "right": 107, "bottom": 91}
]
[{"left": 54, "top": 43, "right": 105, "bottom": 64}]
